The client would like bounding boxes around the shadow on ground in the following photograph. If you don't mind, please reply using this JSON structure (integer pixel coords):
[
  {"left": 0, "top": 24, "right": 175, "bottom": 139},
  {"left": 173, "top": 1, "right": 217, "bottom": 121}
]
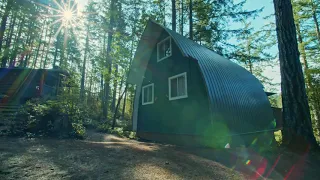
[{"left": 1, "top": 131, "right": 320, "bottom": 180}]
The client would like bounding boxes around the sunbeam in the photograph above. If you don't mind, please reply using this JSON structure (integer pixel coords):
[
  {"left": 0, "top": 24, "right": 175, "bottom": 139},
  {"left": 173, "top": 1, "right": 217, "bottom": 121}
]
[
  {"left": 37, "top": 0, "right": 85, "bottom": 50},
  {"left": 70, "top": 0, "right": 78, "bottom": 13},
  {"left": 54, "top": 24, "right": 64, "bottom": 40},
  {"left": 36, "top": 3, "right": 62, "bottom": 13},
  {"left": 52, "top": 0, "right": 65, "bottom": 11},
  {"left": 43, "top": 14, "right": 64, "bottom": 18},
  {"left": 39, "top": 0, "right": 82, "bottom": 29},
  {"left": 48, "top": 17, "right": 64, "bottom": 28}
]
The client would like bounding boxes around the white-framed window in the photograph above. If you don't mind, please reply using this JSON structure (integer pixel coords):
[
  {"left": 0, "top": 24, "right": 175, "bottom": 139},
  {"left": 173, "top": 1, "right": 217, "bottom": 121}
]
[
  {"left": 142, "top": 83, "right": 154, "bottom": 105},
  {"left": 157, "top": 36, "right": 172, "bottom": 62},
  {"left": 168, "top": 72, "right": 188, "bottom": 101}
]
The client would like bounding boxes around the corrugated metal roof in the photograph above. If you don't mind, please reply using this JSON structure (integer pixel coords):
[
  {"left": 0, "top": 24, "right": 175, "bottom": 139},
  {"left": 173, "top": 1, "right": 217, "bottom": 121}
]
[
  {"left": 164, "top": 26, "right": 274, "bottom": 133},
  {"left": 129, "top": 20, "right": 274, "bottom": 133}
]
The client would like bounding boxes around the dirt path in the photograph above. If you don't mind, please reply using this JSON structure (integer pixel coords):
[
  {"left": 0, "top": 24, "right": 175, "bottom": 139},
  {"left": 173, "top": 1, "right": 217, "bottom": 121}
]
[
  {"left": 0, "top": 131, "right": 246, "bottom": 180},
  {"left": 1, "top": 131, "right": 319, "bottom": 180}
]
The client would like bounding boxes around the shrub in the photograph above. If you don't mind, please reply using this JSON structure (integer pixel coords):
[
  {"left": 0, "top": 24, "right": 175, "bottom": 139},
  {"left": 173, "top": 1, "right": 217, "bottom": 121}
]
[
  {"left": 4, "top": 97, "right": 87, "bottom": 139},
  {"left": 97, "top": 123, "right": 111, "bottom": 133},
  {"left": 97, "top": 122, "right": 136, "bottom": 139}
]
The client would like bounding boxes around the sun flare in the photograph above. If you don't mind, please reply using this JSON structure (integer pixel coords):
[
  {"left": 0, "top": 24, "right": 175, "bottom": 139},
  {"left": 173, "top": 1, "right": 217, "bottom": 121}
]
[
  {"left": 63, "top": 10, "right": 74, "bottom": 21},
  {"left": 35, "top": 0, "right": 86, "bottom": 50},
  {"left": 38, "top": 0, "right": 83, "bottom": 30}
]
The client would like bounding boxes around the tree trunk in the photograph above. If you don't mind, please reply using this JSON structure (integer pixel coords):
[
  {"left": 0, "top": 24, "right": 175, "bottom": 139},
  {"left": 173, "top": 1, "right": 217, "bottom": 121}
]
[
  {"left": 42, "top": 29, "right": 53, "bottom": 69},
  {"left": 248, "top": 59, "right": 253, "bottom": 74},
  {"left": 296, "top": 22, "right": 310, "bottom": 82},
  {"left": 52, "top": 33, "right": 60, "bottom": 67},
  {"left": 311, "top": 0, "right": 320, "bottom": 45},
  {"left": 121, "top": 86, "right": 127, "bottom": 120},
  {"left": 112, "top": 86, "right": 127, "bottom": 129},
  {"left": 115, "top": 74, "right": 125, "bottom": 118},
  {"left": 180, "top": 0, "right": 184, "bottom": 35},
  {"left": 121, "top": 11, "right": 137, "bottom": 120},
  {"left": 189, "top": 0, "right": 193, "bottom": 40},
  {"left": 102, "top": 32, "right": 107, "bottom": 119},
  {"left": 10, "top": 16, "right": 25, "bottom": 67},
  {"left": 20, "top": 39, "right": 30, "bottom": 67},
  {"left": 103, "top": 0, "right": 117, "bottom": 122},
  {"left": 24, "top": 36, "right": 34, "bottom": 68},
  {"left": 39, "top": 8, "right": 50, "bottom": 68},
  {"left": 172, "top": 0, "right": 176, "bottom": 32},
  {"left": 130, "top": 86, "right": 135, "bottom": 116},
  {"left": 0, "top": 0, "right": 13, "bottom": 62},
  {"left": 273, "top": 0, "right": 318, "bottom": 150},
  {"left": 80, "top": 28, "right": 89, "bottom": 100},
  {"left": 23, "top": 20, "right": 35, "bottom": 68},
  {"left": 40, "top": 25, "right": 50, "bottom": 68},
  {"left": 33, "top": 21, "right": 46, "bottom": 68},
  {"left": 118, "top": 74, "right": 124, "bottom": 99},
  {"left": 246, "top": 39, "right": 253, "bottom": 73},
  {"left": 297, "top": 21, "right": 320, "bottom": 135},
  {"left": 101, "top": 74, "right": 104, "bottom": 94},
  {"left": 88, "top": 74, "right": 93, "bottom": 103},
  {"left": 1, "top": 12, "right": 16, "bottom": 67},
  {"left": 111, "top": 64, "right": 118, "bottom": 112},
  {"left": 59, "top": 30, "right": 67, "bottom": 68},
  {"left": 161, "top": 2, "right": 166, "bottom": 27}
]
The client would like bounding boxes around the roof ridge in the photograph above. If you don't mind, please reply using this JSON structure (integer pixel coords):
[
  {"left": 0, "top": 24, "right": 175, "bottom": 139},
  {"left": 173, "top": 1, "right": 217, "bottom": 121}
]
[{"left": 149, "top": 20, "right": 222, "bottom": 57}]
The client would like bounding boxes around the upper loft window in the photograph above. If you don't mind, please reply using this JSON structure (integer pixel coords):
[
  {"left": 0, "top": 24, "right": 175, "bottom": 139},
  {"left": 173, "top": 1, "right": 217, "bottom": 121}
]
[
  {"left": 142, "top": 83, "right": 154, "bottom": 105},
  {"left": 169, "top": 72, "right": 188, "bottom": 101},
  {"left": 157, "top": 37, "right": 172, "bottom": 62}
]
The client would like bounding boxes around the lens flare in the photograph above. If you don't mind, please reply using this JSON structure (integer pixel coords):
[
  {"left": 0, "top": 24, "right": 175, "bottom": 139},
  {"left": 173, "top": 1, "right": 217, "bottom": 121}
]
[
  {"left": 63, "top": 10, "right": 73, "bottom": 21},
  {"left": 35, "top": 0, "right": 87, "bottom": 54},
  {"left": 36, "top": 0, "right": 84, "bottom": 38}
]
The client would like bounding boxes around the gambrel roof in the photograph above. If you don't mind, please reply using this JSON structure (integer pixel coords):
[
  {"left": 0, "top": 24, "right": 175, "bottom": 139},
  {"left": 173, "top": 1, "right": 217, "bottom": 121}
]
[{"left": 129, "top": 20, "right": 274, "bottom": 133}]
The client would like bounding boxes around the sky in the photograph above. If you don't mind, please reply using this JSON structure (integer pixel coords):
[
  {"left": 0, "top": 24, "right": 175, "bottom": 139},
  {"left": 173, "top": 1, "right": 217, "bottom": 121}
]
[
  {"left": 68, "top": 0, "right": 281, "bottom": 92},
  {"left": 224, "top": 0, "right": 281, "bottom": 92},
  {"left": 77, "top": 0, "right": 88, "bottom": 7},
  {"left": 242, "top": 0, "right": 275, "bottom": 28},
  {"left": 242, "top": 0, "right": 281, "bottom": 92}
]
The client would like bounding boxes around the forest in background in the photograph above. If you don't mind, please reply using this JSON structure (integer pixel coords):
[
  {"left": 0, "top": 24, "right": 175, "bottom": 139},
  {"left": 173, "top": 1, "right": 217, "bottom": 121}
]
[{"left": 0, "top": 0, "right": 320, "bottom": 146}]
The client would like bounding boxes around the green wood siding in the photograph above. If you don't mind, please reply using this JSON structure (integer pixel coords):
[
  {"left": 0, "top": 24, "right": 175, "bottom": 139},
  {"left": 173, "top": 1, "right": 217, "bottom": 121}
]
[{"left": 137, "top": 30, "right": 211, "bottom": 136}]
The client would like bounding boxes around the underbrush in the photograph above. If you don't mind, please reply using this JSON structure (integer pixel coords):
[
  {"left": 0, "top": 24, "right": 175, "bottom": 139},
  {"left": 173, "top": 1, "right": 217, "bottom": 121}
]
[
  {"left": 1, "top": 97, "right": 88, "bottom": 139},
  {"left": 97, "top": 123, "right": 136, "bottom": 139},
  {"left": 1, "top": 96, "right": 135, "bottom": 140}
]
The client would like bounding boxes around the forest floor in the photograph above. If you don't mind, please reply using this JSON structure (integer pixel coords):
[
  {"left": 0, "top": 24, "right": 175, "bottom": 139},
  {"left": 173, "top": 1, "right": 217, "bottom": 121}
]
[{"left": 1, "top": 130, "right": 320, "bottom": 180}]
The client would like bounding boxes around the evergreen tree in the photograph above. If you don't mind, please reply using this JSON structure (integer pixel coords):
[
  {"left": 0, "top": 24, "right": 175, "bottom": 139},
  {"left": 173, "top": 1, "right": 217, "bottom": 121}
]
[
  {"left": 273, "top": 0, "right": 318, "bottom": 149},
  {"left": 232, "top": 20, "right": 275, "bottom": 88}
]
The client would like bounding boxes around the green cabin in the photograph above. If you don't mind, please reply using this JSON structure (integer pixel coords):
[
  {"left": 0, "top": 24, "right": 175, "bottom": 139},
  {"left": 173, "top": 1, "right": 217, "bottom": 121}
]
[{"left": 128, "top": 20, "right": 278, "bottom": 148}]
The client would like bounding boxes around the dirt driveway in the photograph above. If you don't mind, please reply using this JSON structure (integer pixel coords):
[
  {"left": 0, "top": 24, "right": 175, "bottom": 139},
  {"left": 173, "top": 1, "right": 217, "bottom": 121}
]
[{"left": 0, "top": 131, "right": 319, "bottom": 180}]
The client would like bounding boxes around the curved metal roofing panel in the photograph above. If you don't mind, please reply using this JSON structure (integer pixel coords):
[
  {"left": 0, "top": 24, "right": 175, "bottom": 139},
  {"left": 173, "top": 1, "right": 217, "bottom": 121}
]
[{"left": 164, "top": 25, "right": 274, "bottom": 133}]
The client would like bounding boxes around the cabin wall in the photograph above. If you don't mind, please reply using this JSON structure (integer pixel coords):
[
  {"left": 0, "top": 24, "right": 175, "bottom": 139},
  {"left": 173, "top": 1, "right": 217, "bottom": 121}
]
[
  {"left": 20, "top": 70, "right": 60, "bottom": 102},
  {"left": 41, "top": 71, "right": 59, "bottom": 97},
  {"left": 137, "top": 30, "right": 211, "bottom": 139},
  {"left": 0, "top": 69, "right": 62, "bottom": 104}
]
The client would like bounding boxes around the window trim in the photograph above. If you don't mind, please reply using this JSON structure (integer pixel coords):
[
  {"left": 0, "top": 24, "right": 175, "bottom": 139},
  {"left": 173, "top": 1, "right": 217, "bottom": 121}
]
[
  {"left": 142, "top": 83, "right": 154, "bottom": 105},
  {"left": 157, "top": 36, "right": 172, "bottom": 62},
  {"left": 168, "top": 72, "right": 188, "bottom": 101}
]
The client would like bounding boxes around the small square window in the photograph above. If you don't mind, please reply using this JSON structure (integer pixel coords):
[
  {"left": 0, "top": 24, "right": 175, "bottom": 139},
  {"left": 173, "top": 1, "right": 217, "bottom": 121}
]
[
  {"left": 157, "top": 37, "right": 172, "bottom": 62},
  {"left": 169, "top": 72, "right": 188, "bottom": 101},
  {"left": 142, "top": 83, "right": 154, "bottom": 105}
]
